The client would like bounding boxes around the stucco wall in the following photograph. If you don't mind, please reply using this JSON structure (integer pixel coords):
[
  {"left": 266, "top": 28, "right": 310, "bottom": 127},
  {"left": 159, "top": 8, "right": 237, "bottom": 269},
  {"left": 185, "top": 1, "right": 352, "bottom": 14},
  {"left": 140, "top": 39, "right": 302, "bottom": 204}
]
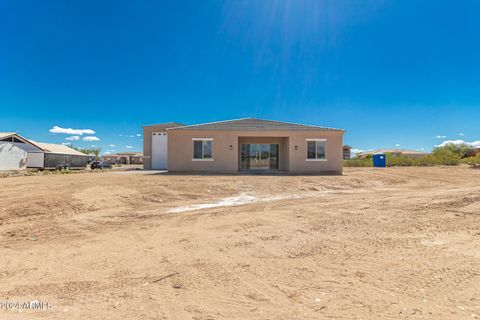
[
  {"left": 288, "top": 131, "right": 344, "bottom": 173},
  {"left": 0, "top": 142, "right": 28, "bottom": 170},
  {"left": 167, "top": 129, "right": 344, "bottom": 173}
]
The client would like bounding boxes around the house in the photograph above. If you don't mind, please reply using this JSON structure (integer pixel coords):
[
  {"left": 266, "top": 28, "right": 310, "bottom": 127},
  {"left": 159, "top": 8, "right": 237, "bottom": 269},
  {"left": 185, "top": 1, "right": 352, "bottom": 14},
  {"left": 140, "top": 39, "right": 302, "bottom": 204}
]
[
  {"left": 356, "top": 149, "right": 430, "bottom": 159},
  {"left": 0, "top": 132, "right": 93, "bottom": 170},
  {"left": 103, "top": 152, "right": 144, "bottom": 165},
  {"left": 143, "top": 118, "right": 345, "bottom": 174},
  {"left": 343, "top": 145, "right": 352, "bottom": 160}
]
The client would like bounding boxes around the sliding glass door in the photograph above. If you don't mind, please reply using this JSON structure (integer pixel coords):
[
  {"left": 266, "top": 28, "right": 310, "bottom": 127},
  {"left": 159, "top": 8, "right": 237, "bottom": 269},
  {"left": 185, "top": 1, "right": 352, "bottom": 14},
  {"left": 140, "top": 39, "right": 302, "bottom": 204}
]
[{"left": 240, "top": 144, "right": 279, "bottom": 170}]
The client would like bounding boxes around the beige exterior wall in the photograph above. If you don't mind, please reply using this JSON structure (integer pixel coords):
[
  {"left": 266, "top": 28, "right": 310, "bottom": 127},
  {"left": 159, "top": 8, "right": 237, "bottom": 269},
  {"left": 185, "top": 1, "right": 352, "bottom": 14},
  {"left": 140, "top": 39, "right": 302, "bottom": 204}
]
[
  {"left": 167, "top": 129, "right": 344, "bottom": 173},
  {"left": 143, "top": 123, "right": 183, "bottom": 169}
]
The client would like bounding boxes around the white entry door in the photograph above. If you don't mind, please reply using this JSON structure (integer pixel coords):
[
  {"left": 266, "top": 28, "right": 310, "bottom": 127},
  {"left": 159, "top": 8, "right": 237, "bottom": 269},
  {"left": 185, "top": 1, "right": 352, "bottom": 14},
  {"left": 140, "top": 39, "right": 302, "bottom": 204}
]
[{"left": 151, "top": 132, "right": 168, "bottom": 169}]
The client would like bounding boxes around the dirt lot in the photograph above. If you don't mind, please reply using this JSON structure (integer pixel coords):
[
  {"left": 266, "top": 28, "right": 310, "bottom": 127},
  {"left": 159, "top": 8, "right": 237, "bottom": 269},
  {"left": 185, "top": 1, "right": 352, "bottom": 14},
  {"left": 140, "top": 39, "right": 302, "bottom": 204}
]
[{"left": 1, "top": 167, "right": 480, "bottom": 319}]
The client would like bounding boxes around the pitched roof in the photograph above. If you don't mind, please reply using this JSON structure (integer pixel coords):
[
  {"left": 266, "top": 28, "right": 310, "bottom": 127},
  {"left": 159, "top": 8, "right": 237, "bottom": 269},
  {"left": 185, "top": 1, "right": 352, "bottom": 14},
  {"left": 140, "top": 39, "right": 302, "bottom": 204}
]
[
  {"left": 108, "top": 152, "right": 143, "bottom": 156},
  {"left": 0, "top": 132, "right": 17, "bottom": 139},
  {"left": 143, "top": 122, "right": 184, "bottom": 128},
  {"left": 0, "top": 132, "right": 46, "bottom": 150},
  {"left": 35, "top": 142, "right": 90, "bottom": 156},
  {"left": 1, "top": 132, "right": 91, "bottom": 156},
  {"left": 167, "top": 118, "right": 345, "bottom": 131}
]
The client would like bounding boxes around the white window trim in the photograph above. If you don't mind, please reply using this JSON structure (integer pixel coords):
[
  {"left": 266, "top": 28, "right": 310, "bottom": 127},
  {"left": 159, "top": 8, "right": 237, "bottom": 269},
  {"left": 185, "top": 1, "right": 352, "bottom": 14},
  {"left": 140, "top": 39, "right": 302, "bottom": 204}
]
[
  {"left": 306, "top": 138, "right": 327, "bottom": 161},
  {"left": 192, "top": 138, "right": 214, "bottom": 161}
]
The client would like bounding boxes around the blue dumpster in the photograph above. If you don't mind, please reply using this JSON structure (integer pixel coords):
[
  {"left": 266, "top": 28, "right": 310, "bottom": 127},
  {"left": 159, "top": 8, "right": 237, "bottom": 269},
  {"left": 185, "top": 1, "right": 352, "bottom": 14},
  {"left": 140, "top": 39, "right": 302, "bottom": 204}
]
[{"left": 373, "top": 154, "right": 386, "bottom": 167}]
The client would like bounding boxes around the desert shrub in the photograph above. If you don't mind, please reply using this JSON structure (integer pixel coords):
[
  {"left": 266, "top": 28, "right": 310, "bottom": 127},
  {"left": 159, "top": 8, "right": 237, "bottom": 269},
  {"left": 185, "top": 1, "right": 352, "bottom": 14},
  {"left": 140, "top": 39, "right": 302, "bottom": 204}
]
[
  {"left": 413, "top": 155, "right": 437, "bottom": 166},
  {"left": 430, "top": 147, "right": 462, "bottom": 165},
  {"left": 461, "top": 154, "right": 480, "bottom": 167},
  {"left": 344, "top": 158, "right": 372, "bottom": 167},
  {"left": 434, "top": 143, "right": 472, "bottom": 158},
  {"left": 344, "top": 144, "right": 474, "bottom": 167},
  {"left": 386, "top": 154, "right": 415, "bottom": 166}
]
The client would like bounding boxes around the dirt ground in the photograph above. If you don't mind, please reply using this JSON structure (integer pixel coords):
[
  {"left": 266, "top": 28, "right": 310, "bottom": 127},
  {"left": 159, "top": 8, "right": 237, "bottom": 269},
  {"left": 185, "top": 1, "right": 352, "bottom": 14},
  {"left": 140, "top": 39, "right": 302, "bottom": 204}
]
[{"left": 1, "top": 167, "right": 480, "bottom": 320}]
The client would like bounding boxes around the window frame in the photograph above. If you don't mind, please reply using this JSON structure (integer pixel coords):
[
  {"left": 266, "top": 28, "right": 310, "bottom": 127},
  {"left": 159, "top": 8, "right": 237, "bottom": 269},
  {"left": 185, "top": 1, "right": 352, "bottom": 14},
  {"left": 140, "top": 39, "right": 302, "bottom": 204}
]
[
  {"left": 306, "top": 139, "right": 327, "bottom": 161},
  {"left": 192, "top": 138, "right": 214, "bottom": 161}
]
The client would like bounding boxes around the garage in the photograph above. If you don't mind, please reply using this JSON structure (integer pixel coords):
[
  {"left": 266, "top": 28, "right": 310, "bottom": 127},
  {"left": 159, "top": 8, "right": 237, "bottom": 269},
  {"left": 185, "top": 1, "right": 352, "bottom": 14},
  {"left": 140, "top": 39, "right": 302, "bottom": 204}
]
[
  {"left": 151, "top": 132, "right": 168, "bottom": 169},
  {"left": 142, "top": 122, "right": 183, "bottom": 170}
]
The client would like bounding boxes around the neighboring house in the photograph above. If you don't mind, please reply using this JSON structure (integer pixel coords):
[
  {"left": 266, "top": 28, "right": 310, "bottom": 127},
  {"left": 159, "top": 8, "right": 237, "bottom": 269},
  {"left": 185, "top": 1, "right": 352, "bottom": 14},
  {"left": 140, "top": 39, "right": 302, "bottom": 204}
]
[
  {"left": 0, "top": 132, "right": 93, "bottom": 170},
  {"left": 143, "top": 118, "right": 345, "bottom": 174},
  {"left": 343, "top": 145, "right": 352, "bottom": 160},
  {"left": 103, "top": 152, "right": 144, "bottom": 165},
  {"left": 356, "top": 149, "right": 430, "bottom": 159}
]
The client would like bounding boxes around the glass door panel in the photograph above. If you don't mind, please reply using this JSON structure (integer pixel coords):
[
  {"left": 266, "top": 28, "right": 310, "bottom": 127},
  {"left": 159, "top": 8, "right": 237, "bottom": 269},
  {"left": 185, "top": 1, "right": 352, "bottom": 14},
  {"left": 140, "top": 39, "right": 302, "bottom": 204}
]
[
  {"left": 269, "top": 144, "right": 279, "bottom": 169},
  {"left": 250, "top": 144, "right": 260, "bottom": 169},
  {"left": 240, "top": 143, "right": 280, "bottom": 170},
  {"left": 259, "top": 144, "right": 270, "bottom": 169},
  {"left": 240, "top": 144, "right": 250, "bottom": 169}
]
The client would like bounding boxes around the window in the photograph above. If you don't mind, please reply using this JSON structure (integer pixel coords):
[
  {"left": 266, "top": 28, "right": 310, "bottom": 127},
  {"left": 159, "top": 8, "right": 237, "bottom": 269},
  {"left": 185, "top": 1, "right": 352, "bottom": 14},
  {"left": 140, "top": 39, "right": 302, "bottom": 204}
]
[
  {"left": 307, "top": 139, "right": 326, "bottom": 160},
  {"left": 193, "top": 139, "right": 213, "bottom": 160}
]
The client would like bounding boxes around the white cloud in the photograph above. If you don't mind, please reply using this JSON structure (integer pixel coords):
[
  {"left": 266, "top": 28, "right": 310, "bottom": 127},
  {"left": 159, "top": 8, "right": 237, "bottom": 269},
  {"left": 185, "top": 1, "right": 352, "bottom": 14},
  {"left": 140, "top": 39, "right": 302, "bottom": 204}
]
[
  {"left": 395, "top": 144, "right": 401, "bottom": 147},
  {"left": 65, "top": 135, "right": 80, "bottom": 141},
  {"left": 436, "top": 140, "right": 480, "bottom": 148},
  {"left": 109, "top": 144, "right": 115, "bottom": 147},
  {"left": 104, "top": 152, "right": 111, "bottom": 155},
  {"left": 129, "top": 135, "right": 134, "bottom": 138},
  {"left": 49, "top": 126, "right": 95, "bottom": 135},
  {"left": 436, "top": 135, "right": 447, "bottom": 139},
  {"left": 83, "top": 136, "right": 100, "bottom": 141},
  {"left": 125, "top": 145, "right": 133, "bottom": 149},
  {"left": 91, "top": 145, "right": 97, "bottom": 147},
  {"left": 136, "top": 134, "right": 141, "bottom": 137},
  {"left": 118, "top": 134, "right": 123, "bottom": 137},
  {"left": 459, "top": 133, "right": 465, "bottom": 136},
  {"left": 61, "top": 142, "right": 72, "bottom": 146}
]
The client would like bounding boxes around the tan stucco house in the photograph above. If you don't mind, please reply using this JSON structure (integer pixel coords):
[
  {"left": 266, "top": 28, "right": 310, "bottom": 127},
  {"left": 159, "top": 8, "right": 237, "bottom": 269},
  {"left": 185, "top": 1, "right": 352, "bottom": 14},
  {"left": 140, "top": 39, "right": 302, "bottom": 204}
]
[{"left": 143, "top": 118, "right": 345, "bottom": 174}]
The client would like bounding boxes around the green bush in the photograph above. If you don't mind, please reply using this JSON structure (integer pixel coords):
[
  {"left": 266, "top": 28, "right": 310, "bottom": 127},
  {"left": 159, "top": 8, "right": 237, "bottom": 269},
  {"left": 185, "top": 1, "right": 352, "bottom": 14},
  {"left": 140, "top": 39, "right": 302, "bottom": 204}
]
[
  {"left": 434, "top": 143, "right": 471, "bottom": 157},
  {"left": 462, "top": 154, "right": 480, "bottom": 167},
  {"left": 430, "top": 147, "right": 462, "bottom": 165},
  {"left": 385, "top": 154, "right": 415, "bottom": 166},
  {"left": 344, "top": 144, "right": 475, "bottom": 167},
  {"left": 344, "top": 157, "right": 372, "bottom": 167}
]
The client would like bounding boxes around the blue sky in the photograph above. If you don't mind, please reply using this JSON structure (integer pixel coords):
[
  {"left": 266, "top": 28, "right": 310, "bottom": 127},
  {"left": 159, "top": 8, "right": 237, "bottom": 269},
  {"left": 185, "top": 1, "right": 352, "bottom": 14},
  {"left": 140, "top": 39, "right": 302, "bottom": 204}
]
[{"left": 1, "top": 1, "right": 479, "bottom": 154}]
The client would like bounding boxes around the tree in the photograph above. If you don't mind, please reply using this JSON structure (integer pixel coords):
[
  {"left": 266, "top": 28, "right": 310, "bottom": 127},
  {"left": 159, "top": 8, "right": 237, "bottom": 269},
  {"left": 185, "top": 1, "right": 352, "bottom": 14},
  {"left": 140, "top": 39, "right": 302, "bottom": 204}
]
[{"left": 71, "top": 146, "right": 102, "bottom": 160}]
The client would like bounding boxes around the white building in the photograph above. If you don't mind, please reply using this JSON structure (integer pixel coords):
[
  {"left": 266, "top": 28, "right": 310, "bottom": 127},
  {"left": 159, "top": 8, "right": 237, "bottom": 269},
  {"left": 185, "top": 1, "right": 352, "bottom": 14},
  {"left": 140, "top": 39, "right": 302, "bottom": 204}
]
[{"left": 0, "top": 132, "right": 93, "bottom": 170}]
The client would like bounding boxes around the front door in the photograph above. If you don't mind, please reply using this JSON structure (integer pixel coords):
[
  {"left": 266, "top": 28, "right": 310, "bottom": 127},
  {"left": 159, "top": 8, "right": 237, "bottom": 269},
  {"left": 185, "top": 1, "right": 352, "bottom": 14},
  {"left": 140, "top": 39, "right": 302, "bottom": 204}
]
[{"left": 241, "top": 144, "right": 279, "bottom": 170}]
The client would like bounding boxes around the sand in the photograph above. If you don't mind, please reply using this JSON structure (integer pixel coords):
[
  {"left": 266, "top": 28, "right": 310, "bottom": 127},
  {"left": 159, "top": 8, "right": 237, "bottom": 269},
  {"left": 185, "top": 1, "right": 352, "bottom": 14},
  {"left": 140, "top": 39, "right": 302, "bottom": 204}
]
[{"left": 1, "top": 166, "right": 480, "bottom": 319}]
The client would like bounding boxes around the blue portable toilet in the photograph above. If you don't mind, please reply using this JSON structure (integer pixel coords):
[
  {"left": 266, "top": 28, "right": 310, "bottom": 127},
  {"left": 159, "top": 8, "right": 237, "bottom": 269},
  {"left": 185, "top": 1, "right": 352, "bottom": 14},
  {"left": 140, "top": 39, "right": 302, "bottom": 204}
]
[{"left": 372, "top": 153, "right": 386, "bottom": 167}]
